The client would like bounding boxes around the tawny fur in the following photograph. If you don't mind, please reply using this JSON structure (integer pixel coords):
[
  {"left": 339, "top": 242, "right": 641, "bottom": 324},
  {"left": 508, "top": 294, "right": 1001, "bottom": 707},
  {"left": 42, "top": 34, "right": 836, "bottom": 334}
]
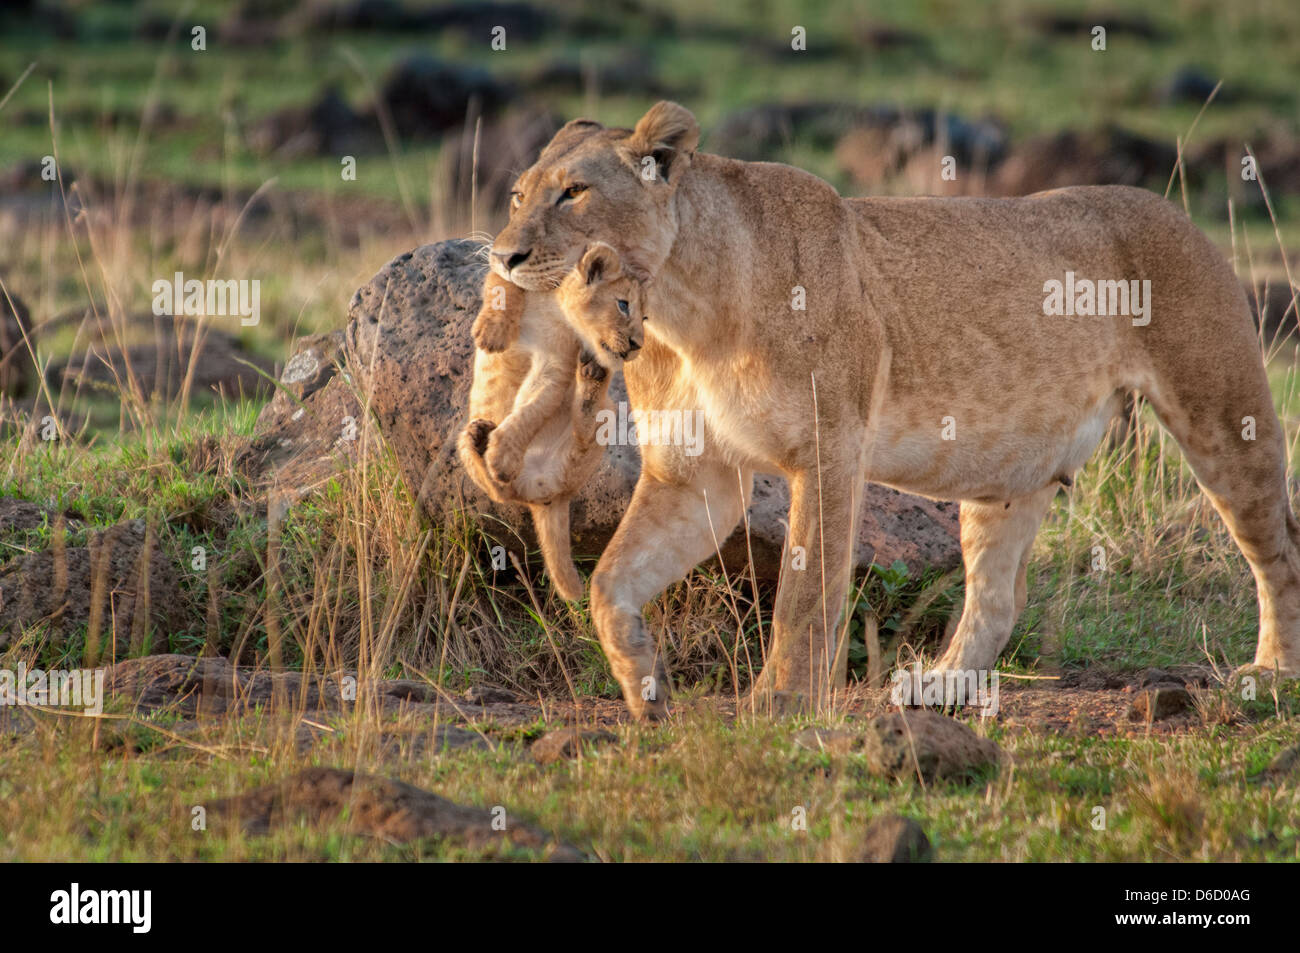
[
  {"left": 489, "top": 100, "right": 1300, "bottom": 720},
  {"left": 458, "top": 248, "right": 647, "bottom": 602}
]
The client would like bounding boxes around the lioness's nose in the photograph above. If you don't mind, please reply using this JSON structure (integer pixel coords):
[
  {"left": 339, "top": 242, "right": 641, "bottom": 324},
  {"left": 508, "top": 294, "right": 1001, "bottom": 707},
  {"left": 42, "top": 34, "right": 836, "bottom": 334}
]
[
  {"left": 492, "top": 248, "right": 531, "bottom": 271},
  {"left": 626, "top": 339, "right": 642, "bottom": 351}
]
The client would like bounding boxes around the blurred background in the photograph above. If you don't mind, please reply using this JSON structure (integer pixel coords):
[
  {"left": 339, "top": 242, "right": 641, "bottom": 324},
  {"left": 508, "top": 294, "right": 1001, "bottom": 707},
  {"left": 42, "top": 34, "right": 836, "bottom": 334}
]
[{"left": 1, "top": 0, "right": 1298, "bottom": 435}]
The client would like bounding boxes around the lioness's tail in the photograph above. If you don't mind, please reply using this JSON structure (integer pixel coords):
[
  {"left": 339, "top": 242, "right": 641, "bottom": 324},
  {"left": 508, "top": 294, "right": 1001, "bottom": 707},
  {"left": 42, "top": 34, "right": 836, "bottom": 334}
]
[{"left": 530, "top": 500, "right": 583, "bottom": 602}]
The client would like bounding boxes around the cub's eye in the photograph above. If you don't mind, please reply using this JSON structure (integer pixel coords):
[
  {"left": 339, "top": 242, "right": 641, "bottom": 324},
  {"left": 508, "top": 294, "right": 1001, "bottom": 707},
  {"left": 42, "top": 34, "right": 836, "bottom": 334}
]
[
  {"left": 510, "top": 191, "right": 522, "bottom": 209},
  {"left": 616, "top": 299, "right": 630, "bottom": 316},
  {"left": 558, "top": 184, "right": 587, "bottom": 204}
]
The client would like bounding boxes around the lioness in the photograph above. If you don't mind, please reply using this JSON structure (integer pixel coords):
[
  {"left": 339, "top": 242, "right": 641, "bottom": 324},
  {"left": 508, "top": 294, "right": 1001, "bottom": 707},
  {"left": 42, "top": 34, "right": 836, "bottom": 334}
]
[
  {"left": 458, "top": 244, "right": 647, "bottom": 601},
  {"left": 491, "top": 101, "right": 1300, "bottom": 719}
]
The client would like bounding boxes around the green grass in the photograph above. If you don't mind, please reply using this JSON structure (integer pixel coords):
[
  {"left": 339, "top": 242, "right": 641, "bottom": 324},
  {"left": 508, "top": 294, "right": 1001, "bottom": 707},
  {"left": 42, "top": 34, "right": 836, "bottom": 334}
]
[{"left": 2, "top": 702, "right": 1298, "bottom": 861}]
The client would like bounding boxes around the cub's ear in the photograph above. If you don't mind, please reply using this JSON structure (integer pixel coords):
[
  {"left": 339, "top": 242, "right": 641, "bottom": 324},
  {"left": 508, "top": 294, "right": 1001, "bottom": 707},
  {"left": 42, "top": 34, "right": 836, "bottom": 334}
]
[
  {"left": 579, "top": 243, "right": 621, "bottom": 286},
  {"left": 621, "top": 101, "right": 699, "bottom": 185}
]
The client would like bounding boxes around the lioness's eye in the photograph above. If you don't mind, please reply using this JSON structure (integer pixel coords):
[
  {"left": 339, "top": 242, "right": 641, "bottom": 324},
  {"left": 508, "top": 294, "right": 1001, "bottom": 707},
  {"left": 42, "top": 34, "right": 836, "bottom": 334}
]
[
  {"left": 510, "top": 191, "right": 522, "bottom": 209},
  {"left": 616, "top": 299, "right": 630, "bottom": 316},
  {"left": 559, "top": 184, "right": 587, "bottom": 204}
]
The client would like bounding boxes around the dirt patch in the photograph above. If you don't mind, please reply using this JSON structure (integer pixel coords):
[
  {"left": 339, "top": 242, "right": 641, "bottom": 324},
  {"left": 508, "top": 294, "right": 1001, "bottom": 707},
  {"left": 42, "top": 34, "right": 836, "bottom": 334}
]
[
  {"left": 102, "top": 653, "right": 625, "bottom": 728},
  {"left": 92, "top": 654, "right": 1245, "bottom": 746},
  {"left": 0, "top": 520, "right": 186, "bottom": 653},
  {"left": 47, "top": 322, "right": 276, "bottom": 401},
  {"left": 209, "top": 766, "right": 583, "bottom": 859}
]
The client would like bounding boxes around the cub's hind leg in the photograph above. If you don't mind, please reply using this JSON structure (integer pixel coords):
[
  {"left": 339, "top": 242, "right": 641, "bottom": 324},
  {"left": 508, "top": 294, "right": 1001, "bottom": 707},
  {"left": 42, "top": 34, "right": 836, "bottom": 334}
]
[{"left": 485, "top": 362, "right": 572, "bottom": 484}]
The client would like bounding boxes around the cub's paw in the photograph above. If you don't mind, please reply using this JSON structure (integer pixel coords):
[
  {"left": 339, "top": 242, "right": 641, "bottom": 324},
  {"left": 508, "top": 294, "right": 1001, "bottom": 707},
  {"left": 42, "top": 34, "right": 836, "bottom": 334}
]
[
  {"left": 578, "top": 348, "right": 608, "bottom": 381},
  {"left": 472, "top": 312, "right": 516, "bottom": 353},
  {"left": 461, "top": 418, "right": 496, "bottom": 456},
  {"left": 484, "top": 436, "right": 523, "bottom": 484}
]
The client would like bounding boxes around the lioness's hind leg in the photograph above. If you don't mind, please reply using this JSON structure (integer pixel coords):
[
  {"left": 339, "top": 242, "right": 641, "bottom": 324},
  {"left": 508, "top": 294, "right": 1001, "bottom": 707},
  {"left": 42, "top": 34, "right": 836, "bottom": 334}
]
[
  {"left": 1144, "top": 377, "right": 1300, "bottom": 676},
  {"left": 933, "top": 482, "right": 1061, "bottom": 674}
]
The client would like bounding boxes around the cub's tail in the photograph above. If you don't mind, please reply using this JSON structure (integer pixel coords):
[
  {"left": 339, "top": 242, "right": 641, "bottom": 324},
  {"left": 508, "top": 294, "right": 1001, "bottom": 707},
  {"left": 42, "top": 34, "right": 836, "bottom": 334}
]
[{"left": 530, "top": 500, "right": 584, "bottom": 602}]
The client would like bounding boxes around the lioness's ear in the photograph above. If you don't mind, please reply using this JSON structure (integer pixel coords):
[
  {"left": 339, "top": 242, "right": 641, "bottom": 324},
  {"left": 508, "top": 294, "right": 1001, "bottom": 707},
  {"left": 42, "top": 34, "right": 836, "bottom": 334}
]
[
  {"left": 539, "top": 118, "right": 606, "bottom": 162},
  {"left": 579, "top": 243, "right": 620, "bottom": 285},
  {"left": 622, "top": 101, "right": 699, "bottom": 185}
]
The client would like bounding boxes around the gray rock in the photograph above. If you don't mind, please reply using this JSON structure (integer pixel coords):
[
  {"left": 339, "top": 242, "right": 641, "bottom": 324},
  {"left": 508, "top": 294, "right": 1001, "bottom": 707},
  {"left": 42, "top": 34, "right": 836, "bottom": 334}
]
[{"left": 238, "top": 330, "right": 367, "bottom": 495}]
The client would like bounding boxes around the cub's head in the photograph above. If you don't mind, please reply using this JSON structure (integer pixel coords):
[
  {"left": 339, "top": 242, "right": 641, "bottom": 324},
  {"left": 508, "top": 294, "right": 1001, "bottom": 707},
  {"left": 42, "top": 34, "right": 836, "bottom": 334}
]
[
  {"left": 490, "top": 101, "right": 699, "bottom": 291},
  {"left": 558, "top": 243, "right": 647, "bottom": 367}
]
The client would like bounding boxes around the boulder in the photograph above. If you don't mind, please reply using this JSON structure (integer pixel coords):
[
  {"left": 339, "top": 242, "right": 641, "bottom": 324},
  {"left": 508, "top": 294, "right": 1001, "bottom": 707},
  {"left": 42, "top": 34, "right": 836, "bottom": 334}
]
[
  {"left": 237, "top": 329, "right": 365, "bottom": 496},
  {"left": 246, "top": 239, "right": 962, "bottom": 583},
  {"left": 712, "top": 102, "right": 1005, "bottom": 168},
  {"left": 247, "top": 86, "right": 380, "bottom": 159},
  {"left": 374, "top": 54, "right": 512, "bottom": 140},
  {"left": 990, "top": 126, "right": 1178, "bottom": 196}
]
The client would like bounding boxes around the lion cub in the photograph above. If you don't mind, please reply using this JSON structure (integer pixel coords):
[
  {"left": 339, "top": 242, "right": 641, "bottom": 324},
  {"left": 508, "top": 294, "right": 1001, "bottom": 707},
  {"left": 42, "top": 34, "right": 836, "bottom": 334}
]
[{"left": 458, "top": 243, "right": 646, "bottom": 601}]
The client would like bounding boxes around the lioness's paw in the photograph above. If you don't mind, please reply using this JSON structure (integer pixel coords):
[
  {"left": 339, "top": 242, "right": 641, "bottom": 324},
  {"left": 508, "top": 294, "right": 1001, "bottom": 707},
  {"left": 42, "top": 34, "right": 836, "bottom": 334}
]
[
  {"left": 1231, "top": 661, "right": 1300, "bottom": 686},
  {"left": 741, "top": 688, "right": 809, "bottom": 719},
  {"left": 472, "top": 312, "right": 516, "bottom": 353}
]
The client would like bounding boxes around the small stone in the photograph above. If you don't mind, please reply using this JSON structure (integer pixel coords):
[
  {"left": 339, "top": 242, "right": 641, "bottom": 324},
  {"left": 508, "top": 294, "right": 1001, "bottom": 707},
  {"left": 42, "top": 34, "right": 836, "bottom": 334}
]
[
  {"left": 859, "top": 814, "right": 932, "bottom": 863},
  {"left": 862, "top": 709, "right": 1002, "bottom": 783},
  {"left": 531, "top": 728, "right": 617, "bottom": 764},
  {"left": 1127, "top": 686, "right": 1192, "bottom": 721}
]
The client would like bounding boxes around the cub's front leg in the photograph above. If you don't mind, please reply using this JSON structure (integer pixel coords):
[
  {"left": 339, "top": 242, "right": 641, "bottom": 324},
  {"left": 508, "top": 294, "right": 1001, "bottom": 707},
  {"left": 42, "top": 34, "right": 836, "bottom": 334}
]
[{"left": 472, "top": 271, "right": 525, "bottom": 353}]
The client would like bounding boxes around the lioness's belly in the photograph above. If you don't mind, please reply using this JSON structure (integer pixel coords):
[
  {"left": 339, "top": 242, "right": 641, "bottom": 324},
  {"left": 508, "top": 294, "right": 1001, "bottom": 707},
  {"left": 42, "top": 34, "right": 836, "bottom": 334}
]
[{"left": 866, "top": 384, "right": 1126, "bottom": 501}]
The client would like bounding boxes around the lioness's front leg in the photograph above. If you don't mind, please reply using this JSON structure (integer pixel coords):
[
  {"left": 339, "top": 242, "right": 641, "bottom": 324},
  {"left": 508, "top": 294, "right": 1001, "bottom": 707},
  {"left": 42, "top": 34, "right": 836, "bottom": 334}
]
[
  {"left": 750, "top": 458, "right": 862, "bottom": 712},
  {"left": 590, "top": 461, "right": 751, "bottom": 720}
]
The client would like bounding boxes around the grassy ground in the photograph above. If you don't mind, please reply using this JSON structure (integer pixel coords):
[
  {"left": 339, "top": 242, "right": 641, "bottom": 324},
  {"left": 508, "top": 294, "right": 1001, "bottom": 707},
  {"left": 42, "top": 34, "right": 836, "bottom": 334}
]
[
  {"left": 3, "top": 0, "right": 1300, "bottom": 861},
  {"left": 4, "top": 685, "right": 1299, "bottom": 861}
]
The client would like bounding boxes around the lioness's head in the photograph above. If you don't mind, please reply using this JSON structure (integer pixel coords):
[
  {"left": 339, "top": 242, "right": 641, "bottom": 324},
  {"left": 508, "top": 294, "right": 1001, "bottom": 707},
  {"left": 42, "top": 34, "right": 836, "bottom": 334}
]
[
  {"left": 491, "top": 102, "right": 699, "bottom": 291},
  {"left": 558, "top": 243, "right": 648, "bottom": 367}
]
